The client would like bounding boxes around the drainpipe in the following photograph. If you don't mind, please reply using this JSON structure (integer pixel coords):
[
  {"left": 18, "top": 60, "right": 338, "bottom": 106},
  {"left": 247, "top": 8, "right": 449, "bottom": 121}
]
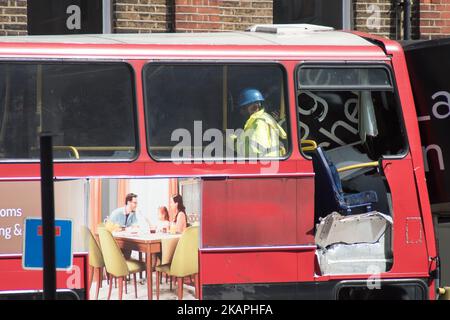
[
  {"left": 403, "top": 0, "right": 411, "bottom": 40},
  {"left": 169, "top": 0, "right": 176, "bottom": 32}
]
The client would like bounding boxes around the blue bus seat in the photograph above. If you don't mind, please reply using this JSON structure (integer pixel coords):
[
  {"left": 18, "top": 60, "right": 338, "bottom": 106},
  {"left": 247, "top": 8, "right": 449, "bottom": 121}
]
[{"left": 310, "top": 147, "right": 378, "bottom": 218}]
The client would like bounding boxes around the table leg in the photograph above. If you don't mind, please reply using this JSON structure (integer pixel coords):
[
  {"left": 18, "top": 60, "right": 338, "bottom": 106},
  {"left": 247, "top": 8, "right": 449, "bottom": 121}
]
[{"left": 146, "top": 250, "right": 152, "bottom": 300}]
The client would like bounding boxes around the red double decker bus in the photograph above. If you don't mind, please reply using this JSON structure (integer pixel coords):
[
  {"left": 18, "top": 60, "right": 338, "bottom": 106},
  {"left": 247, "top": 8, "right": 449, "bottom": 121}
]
[{"left": 0, "top": 24, "right": 438, "bottom": 300}]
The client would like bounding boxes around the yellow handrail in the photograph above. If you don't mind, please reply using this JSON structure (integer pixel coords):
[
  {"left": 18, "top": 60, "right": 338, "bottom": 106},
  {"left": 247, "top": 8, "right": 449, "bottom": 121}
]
[
  {"left": 337, "top": 161, "right": 379, "bottom": 173},
  {"left": 300, "top": 140, "right": 317, "bottom": 152},
  {"left": 71, "top": 146, "right": 135, "bottom": 151},
  {"left": 53, "top": 146, "right": 80, "bottom": 159},
  {"left": 52, "top": 146, "right": 136, "bottom": 159}
]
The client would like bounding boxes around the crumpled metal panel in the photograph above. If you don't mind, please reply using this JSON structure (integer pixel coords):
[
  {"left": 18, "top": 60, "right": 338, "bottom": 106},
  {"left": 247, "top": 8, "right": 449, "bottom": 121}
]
[
  {"left": 316, "top": 238, "right": 392, "bottom": 275},
  {"left": 315, "top": 211, "right": 393, "bottom": 275},
  {"left": 315, "top": 211, "right": 393, "bottom": 248}
]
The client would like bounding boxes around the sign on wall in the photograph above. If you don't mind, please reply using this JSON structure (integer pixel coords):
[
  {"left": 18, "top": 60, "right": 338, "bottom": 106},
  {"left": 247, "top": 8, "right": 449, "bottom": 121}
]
[
  {"left": 403, "top": 40, "right": 450, "bottom": 208},
  {"left": 27, "top": 0, "right": 110, "bottom": 35}
]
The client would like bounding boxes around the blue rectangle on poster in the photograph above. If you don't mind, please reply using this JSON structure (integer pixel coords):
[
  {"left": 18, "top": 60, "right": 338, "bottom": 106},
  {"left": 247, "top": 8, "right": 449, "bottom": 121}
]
[{"left": 22, "top": 218, "right": 73, "bottom": 270}]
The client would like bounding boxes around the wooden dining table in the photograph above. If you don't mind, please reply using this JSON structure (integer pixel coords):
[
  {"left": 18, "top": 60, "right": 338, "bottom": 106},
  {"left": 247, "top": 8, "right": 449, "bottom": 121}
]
[{"left": 112, "top": 230, "right": 181, "bottom": 300}]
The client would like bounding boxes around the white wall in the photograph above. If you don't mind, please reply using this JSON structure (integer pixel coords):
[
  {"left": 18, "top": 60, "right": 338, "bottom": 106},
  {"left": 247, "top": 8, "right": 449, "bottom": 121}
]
[
  {"left": 128, "top": 179, "right": 169, "bottom": 229},
  {"left": 54, "top": 179, "right": 88, "bottom": 252}
]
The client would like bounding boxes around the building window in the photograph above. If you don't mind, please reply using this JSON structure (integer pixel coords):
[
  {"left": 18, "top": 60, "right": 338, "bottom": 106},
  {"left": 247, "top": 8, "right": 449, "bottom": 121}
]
[{"left": 274, "top": 0, "right": 352, "bottom": 30}]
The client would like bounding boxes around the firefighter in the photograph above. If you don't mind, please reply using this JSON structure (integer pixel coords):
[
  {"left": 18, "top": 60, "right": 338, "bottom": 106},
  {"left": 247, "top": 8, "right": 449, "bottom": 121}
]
[{"left": 234, "top": 88, "right": 287, "bottom": 157}]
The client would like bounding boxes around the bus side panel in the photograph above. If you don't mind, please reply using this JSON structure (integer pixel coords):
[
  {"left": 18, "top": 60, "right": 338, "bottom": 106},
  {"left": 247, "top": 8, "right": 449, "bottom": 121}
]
[
  {"left": 200, "top": 251, "right": 298, "bottom": 285},
  {"left": 200, "top": 177, "right": 315, "bottom": 286},
  {"left": 0, "top": 254, "right": 87, "bottom": 292},
  {"left": 381, "top": 159, "right": 429, "bottom": 273}
]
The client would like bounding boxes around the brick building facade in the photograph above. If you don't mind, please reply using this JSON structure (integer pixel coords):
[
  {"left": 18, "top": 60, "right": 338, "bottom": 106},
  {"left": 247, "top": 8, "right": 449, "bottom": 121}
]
[{"left": 0, "top": 0, "right": 450, "bottom": 39}]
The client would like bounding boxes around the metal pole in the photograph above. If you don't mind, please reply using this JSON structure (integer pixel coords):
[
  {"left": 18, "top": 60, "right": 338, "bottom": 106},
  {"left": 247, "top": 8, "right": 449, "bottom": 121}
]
[
  {"left": 404, "top": 0, "right": 411, "bottom": 40},
  {"left": 40, "top": 134, "right": 56, "bottom": 300}
]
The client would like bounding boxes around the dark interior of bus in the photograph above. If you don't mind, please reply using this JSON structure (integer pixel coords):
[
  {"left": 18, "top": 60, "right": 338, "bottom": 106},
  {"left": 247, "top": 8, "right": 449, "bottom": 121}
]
[{"left": 297, "top": 66, "right": 407, "bottom": 276}]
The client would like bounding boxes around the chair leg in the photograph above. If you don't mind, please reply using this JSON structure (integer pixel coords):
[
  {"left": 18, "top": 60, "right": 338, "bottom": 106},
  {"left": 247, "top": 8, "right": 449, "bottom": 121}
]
[
  {"left": 95, "top": 267, "right": 102, "bottom": 300},
  {"left": 114, "top": 277, "right": 117, "bottom": 288},
  {"left": 107, "top": 276, "right": 113, "bottom": 300},
  {"left": 177, "top": 277, "right": 183, "bottom": 300},
  {"left": 156, "top": 271, "right": 160, "bottom": 300},
  {"left": 88, "top": 266, "right": 94, "bottom": 293},
  {"left": 118, "top": 277, "right": 124, "bottom": 300},
  {"left": 133, "top": 273, "right": 138, "bottom": 299},
  {"left": 99, "top": 267, "right": 103, "bottom": 288},
  {"left": 139, "top": 253, "right": 143, "bottom": 280},
  {"left": 194, "top": 274, "right": 199, "bottom": 299},
  {"left": 170, "top": 276, "right": 173, "bottom": 290},
  {"left": 125, "top": 277, "right": 128, "bottom": 295}
]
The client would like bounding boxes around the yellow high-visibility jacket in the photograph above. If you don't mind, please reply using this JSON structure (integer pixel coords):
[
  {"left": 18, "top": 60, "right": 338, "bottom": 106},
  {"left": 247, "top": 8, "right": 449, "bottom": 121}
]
[{"left": 237, "top": 109, "right": 287, "bottom": 157}]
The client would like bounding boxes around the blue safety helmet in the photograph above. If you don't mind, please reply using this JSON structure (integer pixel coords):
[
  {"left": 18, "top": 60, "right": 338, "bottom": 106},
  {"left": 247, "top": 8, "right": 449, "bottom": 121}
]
[{"left": 237, "top": 88, "right": 265, "bottom": 109}]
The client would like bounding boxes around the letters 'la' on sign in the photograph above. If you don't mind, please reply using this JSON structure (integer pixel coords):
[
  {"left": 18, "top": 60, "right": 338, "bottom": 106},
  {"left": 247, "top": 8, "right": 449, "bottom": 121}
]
[{"left": 22, "top": 218, "right": 73, "bottom": 270}]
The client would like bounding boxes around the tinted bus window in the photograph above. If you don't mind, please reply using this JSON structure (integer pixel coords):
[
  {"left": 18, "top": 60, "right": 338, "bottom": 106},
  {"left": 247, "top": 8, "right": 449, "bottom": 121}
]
[
  {"left": 143, "top": 64, "right": 289, "bottom": 161},
  {"left": 297, "top": 65, "right": 407, "bottom": 159},
  {"left": 0, "top": 63, "right": 136, "bottom": 161}
]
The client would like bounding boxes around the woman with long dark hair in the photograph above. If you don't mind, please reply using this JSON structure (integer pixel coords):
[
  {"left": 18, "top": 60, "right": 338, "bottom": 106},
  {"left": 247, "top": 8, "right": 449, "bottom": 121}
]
[{"left": 170, "top": 194, "right": 187, "bottom": 233}]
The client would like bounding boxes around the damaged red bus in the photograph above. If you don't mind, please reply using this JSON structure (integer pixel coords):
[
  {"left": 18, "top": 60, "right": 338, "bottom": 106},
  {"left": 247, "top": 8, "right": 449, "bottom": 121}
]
[{"left": 0, "top": 24, "right": 438, "bottom": 300}]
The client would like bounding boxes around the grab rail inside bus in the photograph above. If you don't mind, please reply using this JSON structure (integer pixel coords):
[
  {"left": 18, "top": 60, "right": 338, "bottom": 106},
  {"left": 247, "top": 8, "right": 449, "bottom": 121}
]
[
  {"left": 53, "top": 146, "right": 80, "bottom": 159},
  {"left": 52, "top": 146, "right": 135, "bottom": 159},
  {"left": 336, "top": 161, "right": 379, "bottom": 173},
  {"left": 300, "top": 140, "right": 317, "bottom": 152}
]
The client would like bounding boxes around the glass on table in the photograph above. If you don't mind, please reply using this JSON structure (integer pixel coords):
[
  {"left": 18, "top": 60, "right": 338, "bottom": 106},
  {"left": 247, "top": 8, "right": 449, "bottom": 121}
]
[{"left": 169, "top": 222, "right": 177, "bottom": 234}]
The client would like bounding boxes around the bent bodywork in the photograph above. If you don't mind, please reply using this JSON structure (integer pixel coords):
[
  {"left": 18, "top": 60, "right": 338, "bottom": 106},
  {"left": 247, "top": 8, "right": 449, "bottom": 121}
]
[{"left": 316, "top": 211, "right": 393, "bottom": 275}]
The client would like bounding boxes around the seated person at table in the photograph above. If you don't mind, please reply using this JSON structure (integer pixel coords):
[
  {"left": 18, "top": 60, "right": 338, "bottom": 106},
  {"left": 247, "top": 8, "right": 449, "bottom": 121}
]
[
  {"left": 109, "top": 193, "right": 139, "bottom": 229},
  {"left": 170, "top": 194, "right": 188, "bottom": 234},
  {"left": 156, "top": 206, "right": 170, "bottom": 233},
  {"left": 109, "top": 193, "right": 139, "bottom": 259}
]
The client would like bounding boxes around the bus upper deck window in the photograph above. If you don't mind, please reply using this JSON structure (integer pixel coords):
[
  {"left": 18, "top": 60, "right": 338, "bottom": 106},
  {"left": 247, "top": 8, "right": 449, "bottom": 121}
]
[
  {"left": 296, "top": 65, "right": 407, "bottom": 160},
  {"left": 143, "top": 63, "right": 290, "bottom": 161},
  {"left": 0, "top": 63, "right": 137, "bottom": 161}
]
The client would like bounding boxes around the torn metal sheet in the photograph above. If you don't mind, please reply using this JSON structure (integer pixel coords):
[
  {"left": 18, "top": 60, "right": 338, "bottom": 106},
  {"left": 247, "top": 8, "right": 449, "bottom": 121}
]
[
  {"left": 315, "top": 211, "right": 392, "bottom": 248},
  {"left": 316, "top": 237, "right": 392, "bottom": 275}
]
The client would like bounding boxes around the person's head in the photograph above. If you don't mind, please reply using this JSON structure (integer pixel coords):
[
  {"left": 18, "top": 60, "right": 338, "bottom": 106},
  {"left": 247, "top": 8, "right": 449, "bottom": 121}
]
[
  {"left": 170, "top": 194, "right": 186, "bottom": 213},
  {"left": 125, "top": 193, "right": 138, "bottom": 211},
  {"left": 238, "top": 88, "right": 264, "bottom": 116},
  {"left": 158, "top": 206, "right": 169, "bottom": 221}
]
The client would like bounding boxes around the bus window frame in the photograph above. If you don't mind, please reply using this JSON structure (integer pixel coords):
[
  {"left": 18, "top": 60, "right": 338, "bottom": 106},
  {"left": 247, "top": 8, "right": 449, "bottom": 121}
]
[
  {"left": 0, "top": 59, "right": 140, "bottom": 164},
  {"left": 142, "top": 61, "right": 293, "bottom": 163},
  {"left": 295, "top": 61, "right": 410, "bottom": 161}
]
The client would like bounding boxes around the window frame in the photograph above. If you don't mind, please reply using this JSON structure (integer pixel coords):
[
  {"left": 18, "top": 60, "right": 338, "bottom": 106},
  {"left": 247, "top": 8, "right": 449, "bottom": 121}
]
[
  {"left": 295, "top": 61, "right": 410, "bottom": 160},
  {"left": 142, "top": 61, "right": 292, "bottom": 162},
  {"left": 0, "top": 60, "right": 140, "bottom": 163}
]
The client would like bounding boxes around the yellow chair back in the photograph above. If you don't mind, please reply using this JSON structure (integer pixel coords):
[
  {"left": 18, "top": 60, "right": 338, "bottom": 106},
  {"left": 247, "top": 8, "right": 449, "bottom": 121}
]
[
  {"left": 84, "top": 226, "right": 105, "bottom": 268},
  {"left": 97, "top": 227, "right": 129, "bottom": 277},
  {"left": 170, "top": 226, "right": 199, "bottom": 277},
  {"left": 105, "top": 220, "right": 122, "bottom": 232}
]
